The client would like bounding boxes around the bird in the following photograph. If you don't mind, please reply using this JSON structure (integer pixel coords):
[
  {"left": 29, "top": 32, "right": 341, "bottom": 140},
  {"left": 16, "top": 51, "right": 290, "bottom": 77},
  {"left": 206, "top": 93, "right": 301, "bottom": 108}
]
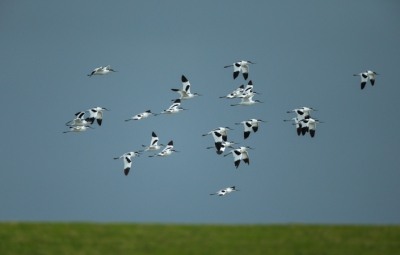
[
  {"left": 224, "top": 146, "right": 253, "bottom": 168},
  {"left": 63, "top": 125, "right": 94, "bottom": 133},
  {"left": 354, "top": 70, "right": 379, "bottom": 90},
  {"left": 231, "top": 95, "right": 263, "bottom": 106},
  {"left": 114, "top": 152, "right": 140, "bottom": 176},
  {"left": 210, "top": 186, "right": 239, "bottom": 196},
  {"left": 81, "top": 107, "right": 109, "bottom": 126},
  {"left": 140, "top": 132, "right": 165, "bottom": 152},
  {"left": 207, "top": 141, "right": 237, "bottom": 155},
  {"left": 125, "top": 110, "right": 154, "bottom": 121},
  {"left": 235, "top": 119, "right": 265, "bottom": 139},
  {"left": 299, "top": 118, "right": 323, "bottom": 137},
  {"left": 65, "top": 111, "right": 92, "bottom": 126},
  {"left": 224, "top": 60, "right": 255, "bottom": 80},
  {"left": 235, "top": 121, "right": 253, "bottom": 139},
  {"left": 171, "top": 75, "right": 201, "bottom": 100},
  {"left": 202, "top": 127, "right": 233, "bottom": 143},
  {"left": 154, "top": 99, "right": 187, "bottom": 115},
  {"left": 149, "top": 141, "right": 179, "bottom": 157},
  {"left": 220, "top": 84, "right": 245, "bottom": 99},
  {"left": 283, "top": 117, "right": 302, "bottom": 136},
  {"left": 287, "top": 107, "right": 317, "bottom": 121},
  {"left": 248, "top": 119, "right": 265, "bottom": 132},
  {"left": 87, "top": 65, "right": 117, "bottom": 77}
]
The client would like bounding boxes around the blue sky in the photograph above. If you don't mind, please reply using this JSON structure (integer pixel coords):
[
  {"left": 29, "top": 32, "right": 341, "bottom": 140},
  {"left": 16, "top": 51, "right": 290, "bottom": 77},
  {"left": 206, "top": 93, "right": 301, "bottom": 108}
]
[{"left": 0, "top": 1, "right": 399, "bottom": 224}]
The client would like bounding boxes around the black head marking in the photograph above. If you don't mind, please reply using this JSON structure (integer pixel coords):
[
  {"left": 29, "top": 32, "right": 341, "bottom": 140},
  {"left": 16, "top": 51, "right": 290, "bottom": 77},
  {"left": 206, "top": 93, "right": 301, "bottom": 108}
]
[{"left": 181, "top": 75, "right": 188, "bottom": 82}]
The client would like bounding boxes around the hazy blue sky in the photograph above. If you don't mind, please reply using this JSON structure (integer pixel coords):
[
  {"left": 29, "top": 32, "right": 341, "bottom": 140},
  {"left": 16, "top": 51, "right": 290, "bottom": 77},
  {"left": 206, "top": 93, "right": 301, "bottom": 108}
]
[{"left": 1, "top": 1, "right": 399, "bottom": 224}]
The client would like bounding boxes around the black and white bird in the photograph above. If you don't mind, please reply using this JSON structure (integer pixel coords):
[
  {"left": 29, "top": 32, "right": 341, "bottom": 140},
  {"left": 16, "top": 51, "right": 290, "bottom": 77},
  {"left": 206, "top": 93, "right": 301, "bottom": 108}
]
[
  {"left": 87, "top": 65, "right": 117, "bottom": 77},
  {"left": 287, "top": 107, "right": 316, "bottom": 121},
  {"left": 202, "top": 127, "right": 233, "bottom": 143},
  {"left": 283, "top": 117, "right": 302, "bottom": 136},
  {"left": 79, "top": 107, "right": 109, "bottom": 126},
  {"left": 224, "top": 60, "right": 255, "bottom": 80},
  {"left": 63, "top": 125, "right": 94, "bottom": 133},
  {"left": 207, "top": 141, "right": 237, "bottom": 155},
  {"left": 140, "top": 132, "right": 165, "bottom": 152},
  {"left": 354, "top": 70, "right": 379, "bottom": 90},
  {"left": 210, "top": 186, "right": 239, "bottom": 196},
  {"left": 235, "top": 119, "right": 265, "bottom": 139},
  {"left": 231, "top": 95, "right": 263, "bottom": 106},
  {"left": 149, "top": 141, "right": 178, "bottom": 157},
  {"left": 171, "top": 75, "right": 201, "bottom": 100},
  {"left": 114, "top": 152, "right": 140, "bottom": 176},
  {"left": 155, "top": 99, "right": 187, "bottom": 115},
  {"left": 224, "top": 146, "right": 253, "bottom": 168},
  {"left": 65, "top": 111, "right": 92, "bottom": 126},
  {"left": 125, "top": 110, "right": 154, "bottom": 121},
  {"left": 299, "top": 118, "right": 323, "bottom": 138},
  {"left": 220, "top": 84, "right": 245, "bottom": 99}
]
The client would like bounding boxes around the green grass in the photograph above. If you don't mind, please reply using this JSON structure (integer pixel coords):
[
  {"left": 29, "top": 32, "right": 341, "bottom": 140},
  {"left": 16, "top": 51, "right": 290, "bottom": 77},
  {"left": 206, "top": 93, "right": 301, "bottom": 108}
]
[{"left": 0, "top": 223, "right": 399, "bottom": 255}]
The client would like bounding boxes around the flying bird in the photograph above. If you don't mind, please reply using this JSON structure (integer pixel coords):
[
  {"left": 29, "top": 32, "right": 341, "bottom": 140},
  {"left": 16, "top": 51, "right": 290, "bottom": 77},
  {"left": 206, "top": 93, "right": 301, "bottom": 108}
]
[
  {"left": 65, "top": 111, "right": 92, "bottom": 126},
  {"left": 224, "top": 146, "right": 253, "bottom": 168},
  {"left": 210, "top": 186, "right": 239, "bottom": 196},
  {"left": 231, "top": 95, "right": 263, "bottom": 106},
  {"left": 171, "top": 75, "right": 201, "bottom": 100},
  {"left": 155, "top": 99, "right": 187, "bottom": 115},
  {"left": 299, "top": 118, "right": 324, "bottom": 137},
  {"left": 125, "top": 110, "right": 154, "bottom": 121},
  {"left": 207, "top": 141, "right": 237, "bottom": 155},
  {"left": 224, "top": 60, "right": 255, "bottom": 80},
  {"left": 114, "top": 152, "right": 140, "bottom": 176},
  {"left": 354, "top": 70, "right": 379, "bottom": 90},
  {"left": 87, "top": 65, "right": 117, "bottom": 77},
  {"left": 63, "top": 125, "right": 94, "bottom": 133},
  {"left": 140, "top": 132, "right": 165, "bottom": 152},
  {"left": 80, "top": 107, "right": 109, "bottom": 126},
  {"left": 287, "top": 107, "right": 317, "bottom": 121},
  {"left": 235, "top": 119, "right": 266, "bottom": 139},
  {"left": 202, "top": 127, "right": 233, "bottom": 143},
  {"left": 149, "top": 141, "right": 179, "bottom": 157}
]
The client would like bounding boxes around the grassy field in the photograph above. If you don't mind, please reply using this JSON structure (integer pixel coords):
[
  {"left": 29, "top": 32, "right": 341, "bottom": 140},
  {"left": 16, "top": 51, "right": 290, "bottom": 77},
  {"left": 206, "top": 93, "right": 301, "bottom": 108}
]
[{"left": 0, "top": 223, "right": 399, "bottom": 255}]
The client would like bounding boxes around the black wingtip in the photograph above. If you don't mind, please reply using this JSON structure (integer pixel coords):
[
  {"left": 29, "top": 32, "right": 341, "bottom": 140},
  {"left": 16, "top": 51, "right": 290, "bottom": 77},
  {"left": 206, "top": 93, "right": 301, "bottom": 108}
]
[{"left": 181, "top": 75, "right": 188, "bottom": 82}]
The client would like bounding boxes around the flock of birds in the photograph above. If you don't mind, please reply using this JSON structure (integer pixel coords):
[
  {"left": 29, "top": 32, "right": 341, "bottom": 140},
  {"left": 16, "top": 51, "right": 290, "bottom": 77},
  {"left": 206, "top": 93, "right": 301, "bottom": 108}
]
[{"left": 63, "top": 63, "right": 379, "bottom": 196}]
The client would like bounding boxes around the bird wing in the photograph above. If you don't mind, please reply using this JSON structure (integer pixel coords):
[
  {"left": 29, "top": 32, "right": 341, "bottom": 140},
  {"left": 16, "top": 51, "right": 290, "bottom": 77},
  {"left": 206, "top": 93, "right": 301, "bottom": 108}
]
[
  {"left": 123, "top": 156, "right": 132, "bottom": 175},
  {"left": 182, "top": 77, "right": 191, "bottom": 94},
  {"left": 211, "top": 131, "right": 223, "bottom": 143},
  {"left": 150, "top": 135, "right": 159, "bottom": 146}
]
